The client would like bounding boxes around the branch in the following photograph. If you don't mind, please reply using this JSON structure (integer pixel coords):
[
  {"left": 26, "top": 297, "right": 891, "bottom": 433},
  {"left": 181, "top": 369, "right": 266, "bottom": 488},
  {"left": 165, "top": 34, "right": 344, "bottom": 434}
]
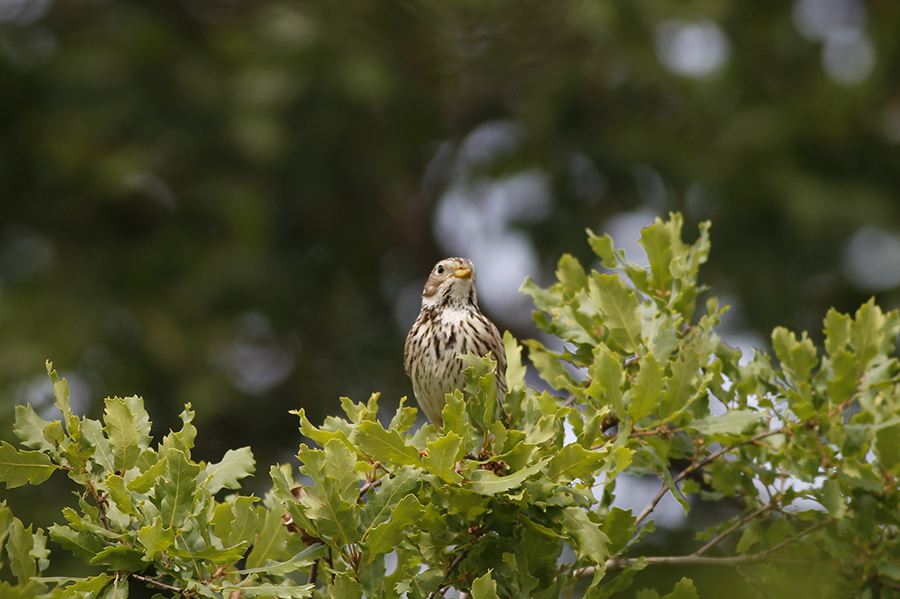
[
  {"left": 131, "top": 573, "right": 190, "bottom": 595},
  {"left": 425, "top": 549, "right": 469, "bottom": 599},
  {"left": 635, "top": 427, "right": 788, "bottom": 525},
  {"left": 694, "top": 500, "right": 776, "bottom": 557},
  {"left": 574, "top": 518, "right": 832, "bottom": 580}
]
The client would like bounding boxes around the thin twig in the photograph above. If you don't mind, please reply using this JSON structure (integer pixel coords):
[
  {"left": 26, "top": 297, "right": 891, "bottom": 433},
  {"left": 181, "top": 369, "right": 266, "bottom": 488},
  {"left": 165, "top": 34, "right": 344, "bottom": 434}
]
[
  {"left": 131, "top": 573, "right": 189, "bottom": 595},
  {"left": 425, "top": 549, "right": 469, "bottom": 599},
  {"left": 694, "top": 500, "right": 776, "bottom": 557},
  {"left": 574, "top": 518, "right": 832, "bottom": 580},
  {"left": 359, "top": 477, "right": 383, "bottom": 498},
  {"left": 635, "top": 427, "right": 787, "bottom": 525}
]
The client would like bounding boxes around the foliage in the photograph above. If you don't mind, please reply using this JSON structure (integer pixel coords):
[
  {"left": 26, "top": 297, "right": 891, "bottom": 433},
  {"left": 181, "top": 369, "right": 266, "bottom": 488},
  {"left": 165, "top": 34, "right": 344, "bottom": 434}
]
[{"left": 3, "top": 213, "right": 900, "bottom": 597}]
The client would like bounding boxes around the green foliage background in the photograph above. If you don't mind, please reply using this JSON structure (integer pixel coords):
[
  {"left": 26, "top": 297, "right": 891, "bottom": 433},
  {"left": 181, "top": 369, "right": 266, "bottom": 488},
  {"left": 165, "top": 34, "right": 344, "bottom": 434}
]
[{"left": 2, "top": 0, "right": 900, "bottom": 595}]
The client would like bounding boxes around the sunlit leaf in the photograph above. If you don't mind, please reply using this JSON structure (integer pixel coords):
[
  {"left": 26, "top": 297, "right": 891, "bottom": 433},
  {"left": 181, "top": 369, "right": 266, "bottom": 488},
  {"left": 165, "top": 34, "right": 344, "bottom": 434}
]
[
  {"left": 688, "top": 410, "right": 759, "bottom": 436},
  {"left": 628, "top": 354, "right": 664, "bottom": 421},
  {"left": 423, "top": 432, "right": 464, "bottom": 484},
  {"left": 355, "top": 420, "right": 421, "bottom": 467},
  {"left": 590, "top": 273, "right": 642, "bottom": 354},
  {"left": 471, "top": 570, "right": 500, "bottom": 599},
  {"left": 546, "top": 444, "right": 604, "bottom": 483},
  {"left": 104, "top": 396, "right": 151, "bottom": 472},
  {"left": 200, "top": 447, "right": 256, "bottom": 494}
]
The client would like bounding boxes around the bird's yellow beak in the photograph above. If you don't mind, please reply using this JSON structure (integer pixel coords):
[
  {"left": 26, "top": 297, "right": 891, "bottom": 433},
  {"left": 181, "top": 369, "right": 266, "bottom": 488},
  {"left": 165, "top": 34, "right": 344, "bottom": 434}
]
[{"left": 452, "top": 265, "right": 473, "bottom": 279}]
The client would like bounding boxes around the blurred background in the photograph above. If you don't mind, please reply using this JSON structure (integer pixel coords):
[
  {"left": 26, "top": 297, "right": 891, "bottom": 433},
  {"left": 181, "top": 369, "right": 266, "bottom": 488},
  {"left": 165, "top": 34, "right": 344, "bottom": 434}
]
[{"left": 2, "top": 0, "right": 899, "bottom": 594}]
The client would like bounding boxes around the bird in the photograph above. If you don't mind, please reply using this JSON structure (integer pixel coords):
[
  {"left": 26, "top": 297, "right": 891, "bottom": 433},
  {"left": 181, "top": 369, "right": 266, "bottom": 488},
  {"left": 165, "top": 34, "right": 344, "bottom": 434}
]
[{"left": 404, "top": 257, "right": 508, "bottom": 428}]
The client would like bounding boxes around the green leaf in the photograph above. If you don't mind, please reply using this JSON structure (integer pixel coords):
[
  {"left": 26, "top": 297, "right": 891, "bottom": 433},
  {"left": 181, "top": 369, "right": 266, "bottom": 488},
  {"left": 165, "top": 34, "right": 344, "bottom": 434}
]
[
  {"left": 12, "top": 405, "right": 53, "bottom": 452},
  {"left": 160, "top": 405, "right": 197, "bottom": 453},
  {"left": 471, "top": 570, "right": 500, "bottom": 599},
  {"left": 104, "top": 396, "right": 151, "bottom": 472},
  {"left": 90, "top": 544, "right": 146, "bottom": 571},
  {"left": 213, "top": 496, "right": 259, "bottom": 548},
  {"left": 170, "top": 543, "right": 248, "bottom": 564},
  {"left": 820, "top": 480, "right": 847, "bottom": 519},
  {"left": 423, "top": 433, "right": 464, "bottom": 484},
  {"left": 560, "top": 507, "right": 609, "bottom": 564},
  {"left": 138, "top": 517, "right": 176, "bottom": 561},
  {"left": 659, "top": 346, "right": 702, "bottom": 417},
  {"left": 154, "top": 448, "right": 201, "bottom": 530},
  {"left": 546, "top": 444, "right": 604, "bottom": 483},
  {"left": 66, "top": 574, "right": 112, "bottom": 595},
  {"left": 360, "top": 465, "right": 419, "bottom": 532},
  {"left": 661, "top": 578, "right": 699, "bottom": 599},
  {"left": 81, "top": 418, "right": 116, "bottom": 474},
  {"left": 105, "top": 474, "right": 134, "bottom": 515},
  {"left": 48, "top": 524, "right": 108, "bottom": 561},
  {"left": 639, "top": 219, "right": 675, "bottom": 292},
  {"left": 324, "top": 439, "right": 360, "bottom": 502},
  {"left": 735, "top": 522, "right": 761, "bottom": 553},
  {"left": 236, "top": 544, "right": 327, "bottom": 576},
  {"left": 200, "top": 447, "right": 256, "bottom": 494},
  {"left": 771, "top": 328, "right": 817, "bottom": 383},
  {"left": 363, "top": 494, "right": 423, "bottom": 560},
  {"left": 823, "top": 308, "right": 851, "bottom": 356},
  {"left": 99, "top": 577, "right": 129, "bottom": 599},
  {"left": 603, "top": 507, "right": 636, "bottom": 555},
  {"left": 628, "top": 354, "right": 664, "bottom": 421},
  {"left": 557, "top": 254, "right": 588, "bottom": 295},
  {"left": 355, "top": 420, "right": 422, "bottom": 467},
  {"left": 850, "top": 299, "right": 886, "bottom": 367},
  {"left": 689, "top": 410, "right": 759, "bottom": 436},
  {"left": 329, "top": 573, "right": 363, "bottom": 599},
  {"left": 503, "top": 331, "right": 527, "bottom": 391},
  {"left": 588, "top": 344, "right": 624, "bottom": 416},
  {"left": 0, "top": 441, "right": 58, "bottom": 488},
  {"left": 246, "top": 506, "right": 290, "bottom": 569},
  {"left": 128, "top": 457, "right": 166, "bottom": 494},
  {"left": 590, "top": 273, "right": 642, "bottom": 353},
  {"left": 305, "top": 479, "right": 360, "bottom": 545},
  {"left": 8, "top": 518, "right": 36, "bottom": 584},
  {"left": 227, "top": 583, "right": 314, "bottom": 598},
  {"left": 875, "top": 423, "right": 900, "bottom": 473},
  {"left": 587, "top": 229, "right": 618, "bottom": 268},
  {"left": 468, "top": 460, "right": 545, "bottom": 496}
]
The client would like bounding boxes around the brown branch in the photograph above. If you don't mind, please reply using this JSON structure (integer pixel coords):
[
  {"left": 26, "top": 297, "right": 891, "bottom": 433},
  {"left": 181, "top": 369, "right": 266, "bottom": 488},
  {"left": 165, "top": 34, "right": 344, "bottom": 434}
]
[{"left": 359, "top": 477, "right": 383, "bottom": 498}]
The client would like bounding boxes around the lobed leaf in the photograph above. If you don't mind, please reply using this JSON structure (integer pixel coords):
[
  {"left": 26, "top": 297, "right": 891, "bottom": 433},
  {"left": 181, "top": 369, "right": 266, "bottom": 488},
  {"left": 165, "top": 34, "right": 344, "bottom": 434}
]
[
  {"left": 200, "top": 447, "right": 256, "bottom": 494},
  {"left": 0, "top": 441, "right": 58, "bottom": 489},
  {"left": 355, "top": 420, "right": 421, "bottom": 467}
]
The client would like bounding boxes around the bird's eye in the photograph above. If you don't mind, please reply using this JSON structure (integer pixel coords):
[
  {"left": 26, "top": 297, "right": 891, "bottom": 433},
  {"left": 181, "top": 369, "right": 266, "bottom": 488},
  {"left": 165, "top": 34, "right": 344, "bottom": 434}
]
[{"left": 436, "top": 265, "right": 444, "bottom": 274}]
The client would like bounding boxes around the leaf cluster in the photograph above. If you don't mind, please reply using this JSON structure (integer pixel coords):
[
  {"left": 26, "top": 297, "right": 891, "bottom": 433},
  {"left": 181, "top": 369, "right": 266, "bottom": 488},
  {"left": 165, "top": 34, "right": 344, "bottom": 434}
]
[{"left": 3, "top": 213, "right": 900, "bottom": 598}]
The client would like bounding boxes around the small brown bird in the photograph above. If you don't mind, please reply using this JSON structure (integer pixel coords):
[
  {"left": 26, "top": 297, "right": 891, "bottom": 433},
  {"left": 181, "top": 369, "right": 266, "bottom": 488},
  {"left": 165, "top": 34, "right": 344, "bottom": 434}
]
[{"left": 404, "top": 257, "right": 508, "bottom": 427}]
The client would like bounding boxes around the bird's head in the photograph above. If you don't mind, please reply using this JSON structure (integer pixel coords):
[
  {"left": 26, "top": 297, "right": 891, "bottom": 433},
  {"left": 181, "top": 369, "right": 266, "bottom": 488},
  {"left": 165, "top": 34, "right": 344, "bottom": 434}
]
[{"left": 421, "top": 257, "right": 478, "bottom": 309}]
